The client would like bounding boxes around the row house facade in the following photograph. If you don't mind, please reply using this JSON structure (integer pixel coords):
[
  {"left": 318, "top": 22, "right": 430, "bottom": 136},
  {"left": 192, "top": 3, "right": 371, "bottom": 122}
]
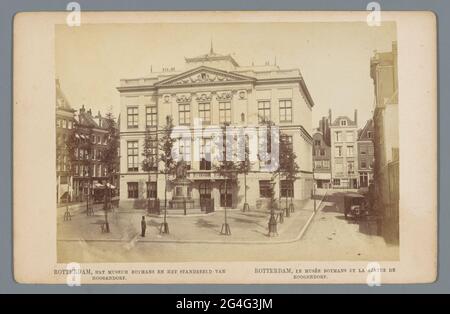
[
  {"left": 71, "top": 106, "right": 120, "bottom": 202},
  {"left": 329, "top": 110, "right": 359, "bottom": 189},
  {"left": 370, "top": 41, "right": 399, "bottom": 243},
  {"left": 357, "top": 119, "right": 375, "bottom": 188},
  {"left": 312, "top": 115, "right": 332, "bottom": 189},
  {"left": 56, "top": 79, "right": 76, "bottom": 203},
  {"left": 117, "top": 47, "right": 315, "bottom": 211}
]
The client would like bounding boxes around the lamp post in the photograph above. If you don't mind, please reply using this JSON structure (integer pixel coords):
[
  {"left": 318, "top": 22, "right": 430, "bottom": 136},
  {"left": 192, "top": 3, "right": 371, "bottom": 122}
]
[{"left": 268, "top": 181, "right": 278, "bottom": 237}]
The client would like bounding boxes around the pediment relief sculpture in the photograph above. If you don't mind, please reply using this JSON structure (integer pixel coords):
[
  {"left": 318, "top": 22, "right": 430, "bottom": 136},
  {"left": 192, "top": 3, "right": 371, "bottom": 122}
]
[
  {"left": 216, "top": 91, "right": 233, "bottom": 101},
  {"left": 176, "top": 94, "right": 192, "bottom": 103}
]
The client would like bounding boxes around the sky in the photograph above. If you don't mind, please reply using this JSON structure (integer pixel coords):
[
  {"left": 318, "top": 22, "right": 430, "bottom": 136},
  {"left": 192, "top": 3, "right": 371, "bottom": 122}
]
[{"left": 55, "top": 22, "right": 396, "bottom": 130}]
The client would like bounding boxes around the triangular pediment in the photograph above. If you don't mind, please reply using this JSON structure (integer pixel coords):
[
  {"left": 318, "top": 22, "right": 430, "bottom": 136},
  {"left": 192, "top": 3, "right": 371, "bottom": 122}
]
[{"left": 154, "top": 66, "right": 255, "bottom": 87}]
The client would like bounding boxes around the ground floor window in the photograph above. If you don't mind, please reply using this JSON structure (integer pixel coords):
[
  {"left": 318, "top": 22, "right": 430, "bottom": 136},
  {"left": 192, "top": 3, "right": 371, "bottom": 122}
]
[
  {"left": 146, "top": 182, "right": 157, "bottom": 199},
  {"left": 199, "top": 182, "right": 211, "bottom": 199},
  {"left": 333, "top": 179, "right": 340, "bottom": 186},
  {"left": 127, "top": 182, "right": 138, "bottom": 199},
  {"left": 220, "top": 182, "right": 232, "bottom": 207},
  {"left": 280, "top": 180, "right": 294, "bottom": 198},
  {"left": 259, "top": 180, "right": 272, "bottom": 198},
  {"left": 359, "top": 173, "right": 369, "bottom": 187}
]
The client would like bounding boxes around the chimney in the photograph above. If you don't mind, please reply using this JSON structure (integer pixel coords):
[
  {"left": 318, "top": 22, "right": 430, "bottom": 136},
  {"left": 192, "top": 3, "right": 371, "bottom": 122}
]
[
  {"left": 87, "top": 109, "right": 92, "bottom": 116},
  {"left": 328, "top": 109, "right": 332, "bottom": 124},
  {"left": 97, "top": 110, "right": 101, "bottom": 117},
  {"left": 80, "top": 105, "right": 85, "bottom": 113},
  {"left": 354, "top": 109, "right": 358, "bottom": 125}
]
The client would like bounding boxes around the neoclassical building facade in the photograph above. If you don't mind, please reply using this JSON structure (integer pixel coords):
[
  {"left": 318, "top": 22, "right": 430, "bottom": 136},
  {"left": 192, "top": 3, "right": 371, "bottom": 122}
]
[{"left": 117, "top": 48, "right": 315, "bottom": 211}]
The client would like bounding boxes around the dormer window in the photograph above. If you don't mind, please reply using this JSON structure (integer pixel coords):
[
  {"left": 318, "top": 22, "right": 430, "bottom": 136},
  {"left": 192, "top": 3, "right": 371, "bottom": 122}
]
[{"left": 340, "top": 120, "right": 347, "bottom": 126}]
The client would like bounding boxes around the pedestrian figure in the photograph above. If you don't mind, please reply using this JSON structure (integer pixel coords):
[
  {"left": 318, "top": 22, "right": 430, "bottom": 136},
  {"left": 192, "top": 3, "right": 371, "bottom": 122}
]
[{"left": 141, "top": 216, "right": 146, "bottom": 237}]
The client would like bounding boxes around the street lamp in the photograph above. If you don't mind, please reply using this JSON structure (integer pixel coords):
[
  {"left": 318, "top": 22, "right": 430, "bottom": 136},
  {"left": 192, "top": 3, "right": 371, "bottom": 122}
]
[
  {"left": 220, "top": 178, "right": 232, "bottom": 236},
  {"left": 268, "top": 181, "right": 278, "bottom": 237},
  {"left": 85, "top": 165, "right": 94, "bottom": 216}
]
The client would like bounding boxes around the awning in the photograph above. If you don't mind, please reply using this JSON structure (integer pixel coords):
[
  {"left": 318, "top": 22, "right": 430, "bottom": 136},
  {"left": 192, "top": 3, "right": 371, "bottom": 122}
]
[
  {"left": 106, "top": 183, "right": 116, "bottom": 189},
  {"left": 75, "top": 134, "right": 80, "bottom": 139},
  {"left": 314, "top": 172, "right": 331, "bottom": 180}
]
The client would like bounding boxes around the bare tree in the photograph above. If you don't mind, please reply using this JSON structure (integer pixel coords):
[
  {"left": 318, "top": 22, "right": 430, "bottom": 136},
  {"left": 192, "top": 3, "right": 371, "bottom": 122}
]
[
  {"left": 158, "top": 116, "right": 177, "bottom": 234},
  {"left": 100, "top": 111, "right": 119, "bottom": 233},
  {"left": 214, "top": 123, "right": 240, "bottom": 235},
  {"left": 257, "top": 118, "right": 283, "bottom": 229},
  {"left": 142, "top": 126, "right": 158, "bottom": 214},
  {"left": 279, "top": 132, "right": 299, "bottom": 216},
  {"left": 237, "top": 131, "right": 252, "bottom": 212}
]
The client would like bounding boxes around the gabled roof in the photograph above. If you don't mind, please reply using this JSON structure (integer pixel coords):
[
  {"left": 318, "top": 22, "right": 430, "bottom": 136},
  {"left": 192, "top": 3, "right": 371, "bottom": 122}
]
[
  {"left": 154, "top": 65, "right": 256, "bottom": 87},
  {"left": 358, "top": 119, "right": 374, "bottom": 141},
  {"left": 56, "top": 79, "right": 74, "bottom": 112},
  {"left": 78, "top": 111, "right": 99, "bottom": 128},
  {"left": 331, "top": 116, "right": 357, "bottom": 127}
]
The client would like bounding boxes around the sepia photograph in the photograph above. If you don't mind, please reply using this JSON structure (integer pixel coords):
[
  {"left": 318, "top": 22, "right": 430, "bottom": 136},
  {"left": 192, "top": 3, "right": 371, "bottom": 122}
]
[
  {"left": 54, "top": 20, "right": 399, "bottom": 263},
  {"left": 12, "top": 11, "right": 436, "bottom": 284}
]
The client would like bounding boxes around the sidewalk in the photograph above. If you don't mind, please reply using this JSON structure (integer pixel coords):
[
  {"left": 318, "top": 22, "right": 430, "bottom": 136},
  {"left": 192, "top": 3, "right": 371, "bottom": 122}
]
[{"left": 58, "top": 194, "right": 327, "bottom": 244}]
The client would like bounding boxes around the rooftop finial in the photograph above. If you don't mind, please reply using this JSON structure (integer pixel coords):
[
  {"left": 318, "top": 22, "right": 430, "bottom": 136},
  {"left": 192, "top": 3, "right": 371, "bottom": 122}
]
[{"left": 210, "top": 38, "right": 214, "bottom": 54}]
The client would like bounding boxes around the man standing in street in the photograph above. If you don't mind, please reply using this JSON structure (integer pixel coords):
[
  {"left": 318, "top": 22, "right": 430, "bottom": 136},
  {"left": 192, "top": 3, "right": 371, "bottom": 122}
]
[{"left": 141, "top": 216, "right": 147, "bottom": 237}]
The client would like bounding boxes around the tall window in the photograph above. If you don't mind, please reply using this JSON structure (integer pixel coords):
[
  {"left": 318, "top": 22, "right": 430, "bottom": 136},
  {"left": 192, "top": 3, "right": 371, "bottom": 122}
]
[
  {"left": 146, "top": 134, "right": 158, "bottom": 171},
  {"left": 219, "top": 102, "right": 231, "bottom": 124},
  {"left": 346, "top": 131, "right": 354, "bottom": 142},
  {"left": 280, "top": 180, "right": 294, "bottom": 198},
  {"left": 127, "top": 107, "right": 138, "bottom": 128},
  {"left": 335, "top": 146, "right": 342, "bottom": 157},
  {"left": 259, "top": 180, "right": 272, "bottom": 198},
  {"left": 361, "top": 161, "right": 367, "bottom": 169},
  {"left": 279, "top": 99, "right": 292, "bottom": 122},
  {"left": 199, "top": 182, "right": 211, "bottom": 199},
  {"left": 146, "top": 182, "right": 157, "bottom": 199},
  {"left": 127, "top": 182, "right": 138, "bottom": 199},
  {"left": 178, "top": 138, "right": 191, "bottom": 169},
  {"left": 347, "top": 161, "right": 354, "bottom": 174},
  {"left": 198, "top": 103, "right": 211, "bottom": 125},
  {"left": 335, "top": 131, "right": 342, "bottom": 142},
  {"left": 323, "top": 160, "right": 330, "bottom": 168},
  {"left": 146, "top": 106, "right": 157, "bottom": 127},
  {"left": 200, "top": 138, "right": 211, "bottom": 170},
  {"left": 179, "top": 104, "right": 190, "bottom": 125},
  {"left": 127, "top": 141, "right": 139, "bottom": 172},
  {"left": 347, "top": 146, "right": 354, "bottom": 157},
  {"left": 281, "top": 135, "right": 293, "bottom": 152},
  {"left": 258, "top": 101, "right": 271, "bottom": 123}
]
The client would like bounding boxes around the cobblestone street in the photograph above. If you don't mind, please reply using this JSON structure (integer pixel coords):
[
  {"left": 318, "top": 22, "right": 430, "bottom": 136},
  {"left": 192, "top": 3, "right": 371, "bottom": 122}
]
[{"left": 57, "top": 191, "right": 398, "bottom": 263}]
